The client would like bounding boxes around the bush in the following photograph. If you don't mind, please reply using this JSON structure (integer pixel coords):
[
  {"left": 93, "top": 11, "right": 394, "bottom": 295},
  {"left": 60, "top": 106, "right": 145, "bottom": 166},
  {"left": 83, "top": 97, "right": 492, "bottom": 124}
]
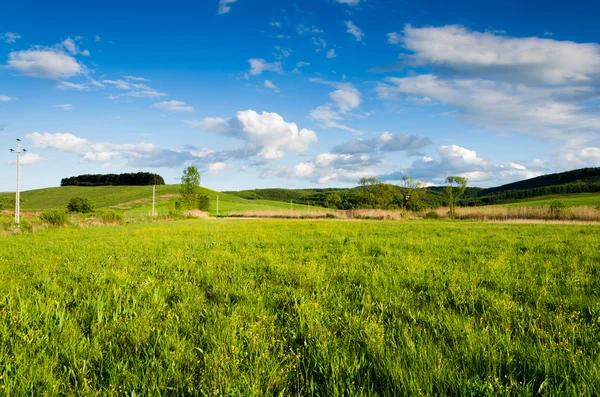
[
  {"left": 424, "top": 211, "right": 440, "bottom": 219},
  {"left": 98, "top": 211, "right": 124, "bottom": 224},
  {"left": 67, "top": 197, "right": 95, "bottom": 213},
  {"left": 197, "top": 195, "right": 210, "bottom": 212},
  {"left": 40, "top": 209, "right": 68, "bottom": 226},
  {"left": 549, "top": 200, "right": 566, "bottom": 219}
]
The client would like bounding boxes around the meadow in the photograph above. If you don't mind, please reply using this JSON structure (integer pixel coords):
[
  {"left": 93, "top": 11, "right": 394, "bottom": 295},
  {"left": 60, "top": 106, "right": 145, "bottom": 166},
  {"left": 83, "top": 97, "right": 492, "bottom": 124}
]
[
  {"left": 0, "top": 185, "right": 315, "bottom": 216},
  {"left": 0, "top": 219, "right": 599, "bottom": 396}
]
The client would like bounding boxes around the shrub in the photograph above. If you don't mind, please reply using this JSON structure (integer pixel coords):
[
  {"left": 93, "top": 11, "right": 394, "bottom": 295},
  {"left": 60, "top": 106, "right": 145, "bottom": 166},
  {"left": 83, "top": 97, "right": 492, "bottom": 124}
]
[
  {"left": 67, "top": 197, "right": 95, "bottom": 213},
  {"left": 99, "top": 211, "right": 124, "bottom": 224},
  {"left": 424, "top": 211, "right": 440, "bottom": 219},
  {"left": 197, "top": 195, "right": 210, "bottom": 212},
  {"left": 549, "top": 200, "right": 566, "bottom": 219},
  {"left": 40, "top": 209, "right": 68, "bottom": 226}
]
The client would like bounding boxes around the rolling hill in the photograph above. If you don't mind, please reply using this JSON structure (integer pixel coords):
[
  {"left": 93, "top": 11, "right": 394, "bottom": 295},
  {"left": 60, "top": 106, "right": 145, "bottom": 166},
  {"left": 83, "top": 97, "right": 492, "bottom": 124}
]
[{"left": 0, "top": 185, "right": 318, "bottom": 216}]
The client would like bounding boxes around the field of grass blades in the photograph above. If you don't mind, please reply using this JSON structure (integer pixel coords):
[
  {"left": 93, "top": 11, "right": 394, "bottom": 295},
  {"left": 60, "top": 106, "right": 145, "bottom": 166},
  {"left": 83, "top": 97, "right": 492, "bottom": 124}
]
[{"left": 0, "top": 219, "right": 599, "bottom": 395}]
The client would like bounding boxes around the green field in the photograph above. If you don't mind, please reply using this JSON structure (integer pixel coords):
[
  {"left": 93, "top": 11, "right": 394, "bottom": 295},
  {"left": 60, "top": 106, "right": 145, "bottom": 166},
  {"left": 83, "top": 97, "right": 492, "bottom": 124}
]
[
  {"left": 0, "top": 219, "right": 598, "bottom": 395},
  {"left": 504, "top": 192, "right": 600, "bottom": 208},
  {"left": 0, "top": 185, "right": 317, "bottom": 216}
]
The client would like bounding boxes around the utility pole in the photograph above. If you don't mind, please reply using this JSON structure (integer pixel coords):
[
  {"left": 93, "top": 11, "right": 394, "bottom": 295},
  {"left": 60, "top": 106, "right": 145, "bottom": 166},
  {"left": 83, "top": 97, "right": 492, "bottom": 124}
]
[
  {"left": 152, "top": 184, "right": 156, "bottom": 216},
  {"left": 290, "top": 199, "right": 293, "bottom": 211},
  {"left": 216, "top": 196, "right": 219, "bottom": 216},
  {"left": 151, "top": 174, "right": 156, "bottom": 217},
  {"left": 9, "top": 139, "right": 26, "bottom": 225}
]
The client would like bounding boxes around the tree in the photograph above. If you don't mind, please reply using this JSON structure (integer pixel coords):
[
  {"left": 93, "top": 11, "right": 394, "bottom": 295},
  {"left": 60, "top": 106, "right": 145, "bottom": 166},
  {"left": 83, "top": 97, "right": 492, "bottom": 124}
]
[
  {"left": 180, "top": 166, "right": 201, "bottom": 209},
  {"left": 358, "top": 177, "right": 380, "bottom": 208},
  {"left": 398, "top": 175, "right": 423, "bottom": 209},
  {"left": 444, "top": 176, "right": 468, "bottom": 219},
  {"left": 325, "top": 193, "right": 342, "bottom": 209},
  {"left": 67, "top": 197, "right": 95, "bottom": 213},
  {"left": 197, "top": 195, "right": 210, "bottom": 212}
]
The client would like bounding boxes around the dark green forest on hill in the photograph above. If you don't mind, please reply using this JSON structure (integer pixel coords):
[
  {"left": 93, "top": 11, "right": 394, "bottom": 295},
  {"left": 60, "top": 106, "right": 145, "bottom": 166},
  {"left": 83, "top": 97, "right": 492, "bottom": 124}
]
[
  {"left": 227, "top": 167, "right": 600, "bottom": 209},
  {"left": 60, "top": 172, "right": 165, "bottom": 187}
]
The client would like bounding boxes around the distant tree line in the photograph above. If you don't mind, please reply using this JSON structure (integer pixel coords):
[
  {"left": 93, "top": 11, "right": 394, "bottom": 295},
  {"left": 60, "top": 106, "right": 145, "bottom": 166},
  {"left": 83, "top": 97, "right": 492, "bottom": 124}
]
[{"left": 61, "top": 172, "right": 166, "bottom": 187}]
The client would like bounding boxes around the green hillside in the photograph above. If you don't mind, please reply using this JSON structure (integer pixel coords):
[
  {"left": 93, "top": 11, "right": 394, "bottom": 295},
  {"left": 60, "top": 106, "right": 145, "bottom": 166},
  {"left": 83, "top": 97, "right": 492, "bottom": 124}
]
[
  {"left": 503, "top": 192, "right": 600, "bottom": 208},
  {"left": 0, "top": 185, "right": 318, "bottom": 216}
]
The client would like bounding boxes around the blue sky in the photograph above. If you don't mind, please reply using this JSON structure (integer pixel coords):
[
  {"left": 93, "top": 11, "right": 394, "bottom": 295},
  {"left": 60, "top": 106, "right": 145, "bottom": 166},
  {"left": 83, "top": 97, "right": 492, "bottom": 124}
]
[{"left": 1, "top": 0, "right": 600, "bottom": 191}]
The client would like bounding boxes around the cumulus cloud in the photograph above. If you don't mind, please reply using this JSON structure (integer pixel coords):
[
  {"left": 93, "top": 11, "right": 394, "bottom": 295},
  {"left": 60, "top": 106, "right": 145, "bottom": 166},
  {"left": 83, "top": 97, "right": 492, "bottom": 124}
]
[
  {"left": 153, "top": 100, "right": 195, "bottom": 112},
  {"left": 386, "top": 32, "right": 401, "bottom": 45},
  {"left": 337, "top": 0, "right": 360, "bottom": 5},
  {"left": 1, "top": 32, "right": 21, "bottom": 44},
  {"left": 345, "top": 21, "right": 365, "bottom": 43},
  {"left": 185, "top": 110, "right": 318, "bottom": 159},
  {"left": 264, "top": 80, "right": 280, "bottom": 93},
  {"left": 52, "top": 104, "right": 73, "bottom": 111},
  {"left": 308, "top": 78, "right": 363, "bottom": 133},
  {"left": 326, "top": 49, "right": 337, "bottom": 59},
  {"left": 20, "top": 153, "right": 41, "bottom": 165},
  {"left": 380, "top": 144, "right": 543, "bottom": 186},
  {"left": 218, "top": 0, "right": 237, "bottom": 14},
  {"left": 309, "top": 105, "right": 361, "bottom": 134},
  {"left": 402, "top": 24, "right": 600, "bottom": 85},
  {"left": 7, "top": 49, "right": 82, "bottom": 80},
  {"left": 61, "top": 38, "right": 90, "bottom": 56},
  {"left": 27, "top": 132, "right": 160, "bottom": 163},
  {"left": 259, "top": 132, "right": 430, "bottom": 184},
  {"left": 0, "top": 95, "right": 13, "bottom": 101},
  {"left": 377, "top": 25, "right": 600, "bottom": 167},
  {"left": 248, "top": 58, "right": 282, "bottom": 76},
  {"left": 331, "top": 132, "right": 432, "bottom": 155}
]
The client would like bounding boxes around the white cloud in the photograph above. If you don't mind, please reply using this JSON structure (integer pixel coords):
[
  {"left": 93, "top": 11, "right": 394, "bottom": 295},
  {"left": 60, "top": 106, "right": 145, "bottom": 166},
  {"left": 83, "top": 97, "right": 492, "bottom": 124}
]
[
  {"left": 20, "top": 153, "right": 41, "bottom": 165},
  {"left": 402, "top": 24, "right": 600, "bottom": 85},
  {"left": 0, "top": 95, "right": 13, "bottom": 101},
  {"left": 207, "top": 162, "right": 228, "bottom": 174},
  {"left": 297, "top": 25, "right": 324, "bottom": 35},
  {"left": 380, "top": 144, "right": 544, "bottom": 186},
  {"left": 7, "top": 49, "right": 82, "bottom": 80},
  {"left": 107, "top": 90, "right": 167, "bottom": 100},
  {"left": 331, "top": 133, "right": 432, "bottom": 155},
  {"left": 153, "top": 100, "right": 195, "bottom": 112},
  {"left": 329, "top": 86, "right": 361, "bottom": 112},
  {"left": 1, "top": 32, "right": 21, "bottom": 44},
  {"left": 186, "top": 110, "right": 318, "bottom": 160},
  {"left": 345, "top": 21, "right": 365, "bottom": 43},
  {"left": 326, "top": 49, "right": 337, "bottom": 59},
  {"left": 309, "top": 105, "right": 361, "bottom": 134},
  {"left": 248, "top": 58, "right": 282, "bottom": 76},
  {"left": 57, "top": 80, "right": 104, "bottom": 91},
  {"left": 273, "top": 46, "right": 292, "bottom": 60},
  {"left": 386, "top": 32, "right": 401, "bottom": 45},
  {"left": 264, "top": 80, "right": 280, "bottom": 93},
  {"left": 124, "top": 75, "right": 150, "bottom": 81},
  {"left": 60, "top": 38, "right": 90, "bottom": 56},
  {"left": 337, "top": 0, "right": 360, "bottom": 5},
  {"left": 27, "top": 132, "right": 160, "bottom": 163},
  {"left": 95, "top": 36, "right": 101, "bottom": 42},
  {"left": 52, "top": 104, "right": 73, "bottom": 111},
  {"left": 292, "top": 61, "right": 310, "bottom": 74},
  {"left": 218, "top": 0, "right": 237, "bottom": 14}
]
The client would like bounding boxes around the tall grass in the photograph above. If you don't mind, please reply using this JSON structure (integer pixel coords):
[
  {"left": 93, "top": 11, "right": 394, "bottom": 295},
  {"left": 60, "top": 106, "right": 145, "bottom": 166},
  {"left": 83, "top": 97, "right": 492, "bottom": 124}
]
[
  {"left": 435, "top": 205, "right": 600, "bottom": 221},
  {"left": 0, "top": 220, "right": 598, "bottom": 395}
]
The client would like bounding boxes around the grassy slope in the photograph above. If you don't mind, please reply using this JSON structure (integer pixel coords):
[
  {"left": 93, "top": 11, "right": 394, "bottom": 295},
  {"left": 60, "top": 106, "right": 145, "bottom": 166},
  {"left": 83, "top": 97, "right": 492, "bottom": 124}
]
[
  {"left": 0, "top": 185, "right": 317, "bottom": 215},
  {"left": 1, "top": 220, "right": 599, "bottom": 395},
  {"left": 503, "top": 192, "right": 600, "bottom": 207}
]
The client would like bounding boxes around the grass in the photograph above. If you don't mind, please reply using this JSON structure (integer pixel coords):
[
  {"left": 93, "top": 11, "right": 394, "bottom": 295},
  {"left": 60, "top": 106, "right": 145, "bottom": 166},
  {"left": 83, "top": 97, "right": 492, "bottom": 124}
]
[
  {"left": 0, "top": 185, "right": 317, "bottom": 216},
  {"left": 0, "top": 219, "right": 599, "bottom": 395},
  {"left": 503, "top": 192, "right": 600, "bottom": 207}
]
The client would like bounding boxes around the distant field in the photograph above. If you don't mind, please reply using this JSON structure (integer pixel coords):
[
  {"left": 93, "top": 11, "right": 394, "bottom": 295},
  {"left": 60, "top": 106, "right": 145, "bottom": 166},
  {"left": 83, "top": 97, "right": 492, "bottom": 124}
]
[
  {"left": 1, "top": 219, "right": 599, "bottom": 395},
  {"left": 0, "top": 185, "right": 317, "bottom": 216},
  {"left": 503, "top": 192, "right": 600, "bottom": 207}
]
